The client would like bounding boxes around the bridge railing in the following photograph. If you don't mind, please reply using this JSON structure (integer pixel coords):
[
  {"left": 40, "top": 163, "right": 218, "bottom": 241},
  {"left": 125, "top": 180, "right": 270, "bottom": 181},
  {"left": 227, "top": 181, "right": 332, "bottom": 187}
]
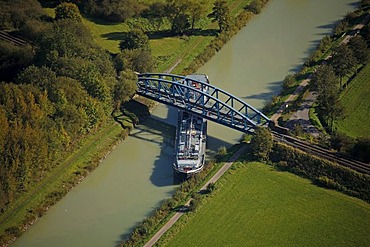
[{"left": 137, "top": 73, "right": 270, "bottom": 133}]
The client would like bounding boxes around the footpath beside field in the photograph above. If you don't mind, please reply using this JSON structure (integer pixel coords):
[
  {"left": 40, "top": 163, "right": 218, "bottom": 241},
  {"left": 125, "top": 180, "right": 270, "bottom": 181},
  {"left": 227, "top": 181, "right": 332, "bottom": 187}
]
[{"left": 143, "top": 145, "right": 248, "bottom": 247}]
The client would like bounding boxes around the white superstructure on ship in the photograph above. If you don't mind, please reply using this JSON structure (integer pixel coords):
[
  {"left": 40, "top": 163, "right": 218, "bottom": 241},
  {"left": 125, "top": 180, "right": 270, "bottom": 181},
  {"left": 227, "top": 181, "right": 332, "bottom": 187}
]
[{"left": 173, "top": 74, "right": 209, "bottom": 178}]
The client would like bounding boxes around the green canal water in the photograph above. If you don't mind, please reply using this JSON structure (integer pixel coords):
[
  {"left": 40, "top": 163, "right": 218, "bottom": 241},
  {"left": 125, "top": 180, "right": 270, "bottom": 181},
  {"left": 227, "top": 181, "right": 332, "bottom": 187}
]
[{"left": 12, "top": 1, "right": 357, "bottom": 246}]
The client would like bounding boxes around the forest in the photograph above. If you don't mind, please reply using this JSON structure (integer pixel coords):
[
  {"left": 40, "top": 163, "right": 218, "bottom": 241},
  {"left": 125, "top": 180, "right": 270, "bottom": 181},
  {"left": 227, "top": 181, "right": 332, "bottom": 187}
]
[{"left": 0, "top": 0, "right": 141, "bottom": 213}]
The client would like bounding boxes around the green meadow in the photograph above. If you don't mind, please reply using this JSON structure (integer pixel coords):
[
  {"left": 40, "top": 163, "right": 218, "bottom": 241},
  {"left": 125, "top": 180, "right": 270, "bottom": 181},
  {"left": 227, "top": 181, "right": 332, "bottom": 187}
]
[
  {"left": 160, "top": 162, "right": 370, "bottom": 247},
  {"left": 336, "top": 63, "right": 370, "bottom": 138}
]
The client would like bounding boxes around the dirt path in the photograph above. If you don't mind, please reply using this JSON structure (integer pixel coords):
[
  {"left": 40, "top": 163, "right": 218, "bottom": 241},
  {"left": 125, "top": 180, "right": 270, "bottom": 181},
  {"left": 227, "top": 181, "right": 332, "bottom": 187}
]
[{"left": 143, "top": 144, "right": 248, "bottom": 247}]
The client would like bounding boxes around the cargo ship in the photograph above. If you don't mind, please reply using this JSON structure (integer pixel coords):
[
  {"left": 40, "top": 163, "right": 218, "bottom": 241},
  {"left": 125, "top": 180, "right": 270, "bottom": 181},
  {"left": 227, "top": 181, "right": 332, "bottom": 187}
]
[
  {"left": 173, "top": 110, "right": 207, "bottom": 178},
  {"left": 173, "top": 74, "right": 208, "bottom": 178}
]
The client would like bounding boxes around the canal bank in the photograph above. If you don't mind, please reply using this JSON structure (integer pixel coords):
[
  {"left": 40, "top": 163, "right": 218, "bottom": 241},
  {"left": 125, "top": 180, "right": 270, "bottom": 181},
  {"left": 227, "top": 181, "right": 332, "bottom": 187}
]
[{"left": 11, "top": 1, "right": 357, "bottom": 246}]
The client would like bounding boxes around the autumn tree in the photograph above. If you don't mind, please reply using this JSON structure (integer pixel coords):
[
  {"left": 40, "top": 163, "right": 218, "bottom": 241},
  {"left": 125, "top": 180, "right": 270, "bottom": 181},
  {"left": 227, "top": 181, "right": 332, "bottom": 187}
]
[{"left": 208, "top": 0, "right": 231, "bottom": 32}]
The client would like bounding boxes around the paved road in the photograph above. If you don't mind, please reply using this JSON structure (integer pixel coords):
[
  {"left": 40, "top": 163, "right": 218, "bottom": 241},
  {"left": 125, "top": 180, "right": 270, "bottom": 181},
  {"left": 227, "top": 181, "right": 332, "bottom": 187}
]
[{"left": 143, "top": 144, "right": 248, "bottom": 247}]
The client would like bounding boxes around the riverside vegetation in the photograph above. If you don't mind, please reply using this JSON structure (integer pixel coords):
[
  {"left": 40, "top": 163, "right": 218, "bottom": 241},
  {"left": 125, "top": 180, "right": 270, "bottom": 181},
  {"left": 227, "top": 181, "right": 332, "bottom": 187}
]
[
  {"left": 263, "top": 1, "right": 370, "bottom": 163},
  {"left": 0, "top": 0, "right": 270, "bottom": 245}
]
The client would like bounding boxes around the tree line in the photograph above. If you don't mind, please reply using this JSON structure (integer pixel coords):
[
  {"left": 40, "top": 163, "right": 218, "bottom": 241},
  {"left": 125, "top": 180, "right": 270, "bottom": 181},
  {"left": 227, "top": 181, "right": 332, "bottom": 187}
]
[
  {"left": 309, "top": 9, "right": 370, "bottom": 163},
  {"left": 276, "top": 1, "right": 370, "bottom": 163},
  {"left": 0, "top": 0, "right": 139, "bottom": 213},
  {"left": 307, "top": 2, "right": 370, "bottom": 133},
  {"left": 249, "top": 127, "right": 370, "bottom": 203}
]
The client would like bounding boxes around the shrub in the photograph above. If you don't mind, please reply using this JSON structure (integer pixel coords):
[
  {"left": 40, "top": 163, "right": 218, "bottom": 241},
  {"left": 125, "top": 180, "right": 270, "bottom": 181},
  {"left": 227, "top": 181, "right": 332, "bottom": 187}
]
[
  {"left": 283, "top": 74, "right": 296, "bottom": 90},
  {"left": 206, "top": 182, "right": 216, "bottom": 193},
  {"left": 189, "top": 193, "right": 202, "bottom": 212}
]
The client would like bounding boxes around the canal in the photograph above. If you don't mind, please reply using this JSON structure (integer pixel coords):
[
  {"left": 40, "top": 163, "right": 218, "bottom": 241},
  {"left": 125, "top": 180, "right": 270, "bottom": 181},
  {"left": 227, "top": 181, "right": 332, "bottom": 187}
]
[{"left": 12, "top": 0, "right": 357, "bottom": 246}]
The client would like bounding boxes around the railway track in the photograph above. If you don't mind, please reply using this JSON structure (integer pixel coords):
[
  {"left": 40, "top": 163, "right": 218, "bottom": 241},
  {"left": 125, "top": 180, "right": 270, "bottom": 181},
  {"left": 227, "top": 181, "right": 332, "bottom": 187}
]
[
  {"left": 272, "top": 131, "right": 370, "bottom": 175},
  {"left": 0, "top": 30, "right": 28, "bottom": 46}
]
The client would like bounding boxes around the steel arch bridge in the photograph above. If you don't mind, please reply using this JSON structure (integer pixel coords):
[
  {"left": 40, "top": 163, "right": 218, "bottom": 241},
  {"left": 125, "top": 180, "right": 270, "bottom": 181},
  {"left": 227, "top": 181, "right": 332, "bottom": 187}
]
[{"left": 137, "top": 73, "right": 271, "bottom": 133}]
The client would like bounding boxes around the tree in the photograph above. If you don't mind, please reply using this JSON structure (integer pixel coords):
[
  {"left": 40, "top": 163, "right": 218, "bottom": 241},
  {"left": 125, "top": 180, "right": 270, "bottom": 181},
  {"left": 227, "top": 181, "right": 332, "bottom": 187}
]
[
  {"left": 187, "top": 0, "right": 209, "bottom": 33},
  {"left": 189, "top": 193, "right": 201, "bottom": 212},
  {"left": 348, "top": 36, "right": 369, "bottom": 66},
  {"left": 312, "top": 65, "right": 345, "bottom": 132},
  {"left": 206, "top": 182, "right": 216, "bottom": 193},
  {"left": 208, "top": 0, "right": 231, "bottom": 32},
  {"left": 334, "top": 20, "right": 349, "bottom": 36},
  {"left": 0, "top": 0, "right": 44, "bottom": 30},
  {"left": 310, "top": 64, "right": 337, "bottom": 92},
  {"left": 55, "top": 2, "right": 82, "bottom": 22},
  {"left": 119, "top": 29, "right": 150, "bottom": 51},
  {"left": 114, "top": 49, "right": 156, "bottom": 73},
  {"left": 330, "top": 44, "right": 357, "bottom": 89},
  {"left": 250, "top": 127, "right": 273, "bottom": 161},
  {"left": 36, "top": 19, "right": 93, "bottom": 65},
  {"left": 164, "top": 0, "right": 191, "bottom": 34},
  {"left": 142, "top": 2, "right": 167, "bottom": 31},
  {"left": 83, "top": 0, "right": 144, "bottom": 22},
  {"left": 247, "top": 0, "right": 263, "bottom": 14},
  {"left": 282, "top": 74, "right": 295, "bottom": 90},
  {"left": 171, "top": 13, "right": 190, "bottom": 35},
  {"left": 0, "top": 41, "right": 34, "bottom": 82},
  {"left": 351, "top": 138, "right": 370, "bottom": 163},
  {"left": 16, "top": 65, "right": 57, "bottom": 91},
  {"left": 112, "top": 70, "right": 137, "bottom": 112},
  {"left": 361, "top": 23, "right": 370, "bottom": 46}
]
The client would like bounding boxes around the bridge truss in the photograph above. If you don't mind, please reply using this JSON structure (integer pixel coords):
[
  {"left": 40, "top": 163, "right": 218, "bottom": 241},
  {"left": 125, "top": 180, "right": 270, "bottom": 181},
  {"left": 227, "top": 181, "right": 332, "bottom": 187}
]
[{"left": 137, "top": 73, "right": 271, "bottom": 133}]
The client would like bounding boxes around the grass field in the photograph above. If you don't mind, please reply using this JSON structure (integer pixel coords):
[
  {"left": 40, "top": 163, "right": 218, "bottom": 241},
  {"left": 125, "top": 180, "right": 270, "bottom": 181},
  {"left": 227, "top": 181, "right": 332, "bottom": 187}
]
[
  {"left": 45, "top": 0, "right": 252, "bottom": 73},
  {"left": 160, "top": 162, "right": 370, "bottom": 247},
  {"left": 336, "top": 63, "right": 370, "bottom": 138}
]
